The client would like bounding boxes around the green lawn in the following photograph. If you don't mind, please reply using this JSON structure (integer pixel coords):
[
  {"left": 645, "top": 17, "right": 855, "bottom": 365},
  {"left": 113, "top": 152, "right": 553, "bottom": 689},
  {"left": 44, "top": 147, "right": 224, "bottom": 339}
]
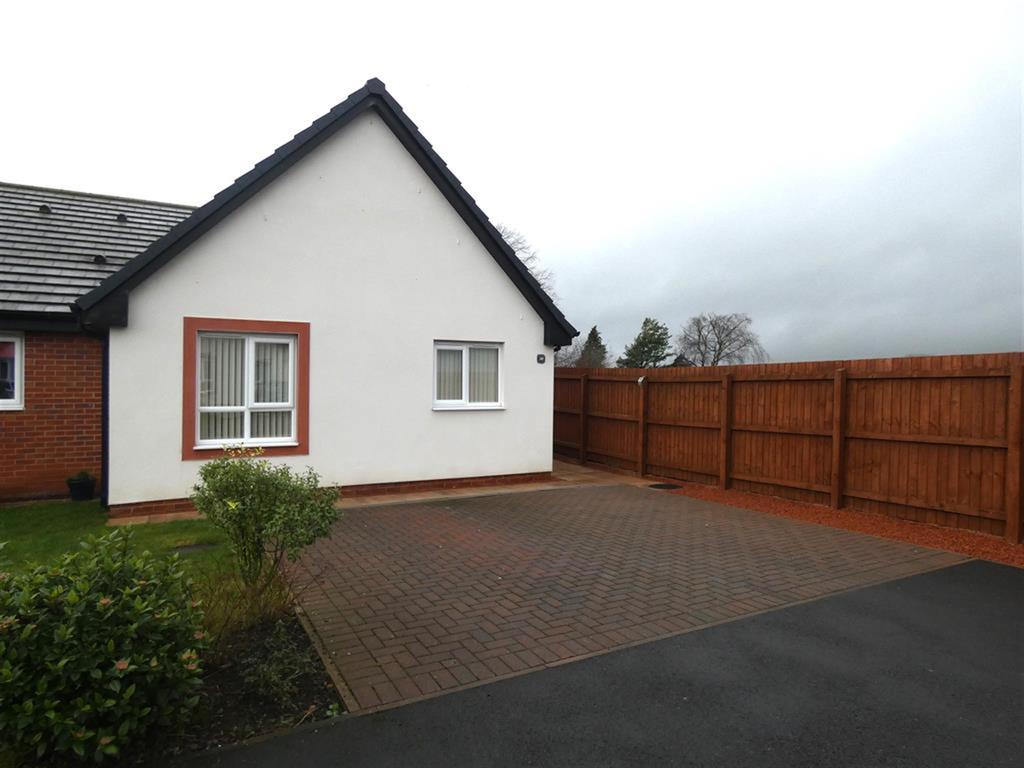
[{"left": 0, "top": 499, "right": 228, "bottom": 571}]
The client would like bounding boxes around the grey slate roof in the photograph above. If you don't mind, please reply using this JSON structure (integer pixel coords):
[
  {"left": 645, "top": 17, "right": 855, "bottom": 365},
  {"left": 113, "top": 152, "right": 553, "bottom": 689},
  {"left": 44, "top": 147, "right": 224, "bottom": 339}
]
[{"left": 0, "top": 182, "right": 193, "bottom": 314}]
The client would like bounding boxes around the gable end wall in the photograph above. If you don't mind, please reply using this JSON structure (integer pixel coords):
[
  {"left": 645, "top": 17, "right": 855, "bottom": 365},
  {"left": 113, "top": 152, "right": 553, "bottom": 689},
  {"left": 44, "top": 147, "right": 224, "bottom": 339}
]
[{"left": 106, "top": 111, "right": 555, "bottom": 505}]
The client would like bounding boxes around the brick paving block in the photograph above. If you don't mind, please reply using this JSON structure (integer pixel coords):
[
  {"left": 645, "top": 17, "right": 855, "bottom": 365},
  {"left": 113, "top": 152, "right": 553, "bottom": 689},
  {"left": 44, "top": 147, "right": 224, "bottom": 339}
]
[
  {"left": 430, "top": 669, "right": 459, "bottom": 689},
  {"left": 394, "top": 678, "right": 421, "bottom": 699},
  {"left": 411, "top": 673, "right": 440, "bottom": 695},
  {"left": 449, "top": 665, "right": 478, "bottom": 685}
]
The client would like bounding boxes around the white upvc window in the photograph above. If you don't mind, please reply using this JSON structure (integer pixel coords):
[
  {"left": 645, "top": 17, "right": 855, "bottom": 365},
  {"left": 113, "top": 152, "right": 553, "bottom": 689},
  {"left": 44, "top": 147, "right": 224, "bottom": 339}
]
[
  {"left": 196, "top": 332, "right": 297, "bottom": 448},
  {"left": 433, "top": 341, "right": 503, "bottom": 410},
  {"left": 0, "top": 331, "right": 24, "bottom": 410}
]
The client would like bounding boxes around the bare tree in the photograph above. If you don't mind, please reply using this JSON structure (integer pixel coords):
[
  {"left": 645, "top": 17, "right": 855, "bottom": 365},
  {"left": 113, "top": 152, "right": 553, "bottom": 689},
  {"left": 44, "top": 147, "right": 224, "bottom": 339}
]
[
  {"left": 554, "top": 337, "right": 584, "bottom": 367},
  {"left": 674, "top": 313, "right": 768, "bottom": 366},
  {"left": 496, "top": 223, "right": 556, "bottom": 299}
]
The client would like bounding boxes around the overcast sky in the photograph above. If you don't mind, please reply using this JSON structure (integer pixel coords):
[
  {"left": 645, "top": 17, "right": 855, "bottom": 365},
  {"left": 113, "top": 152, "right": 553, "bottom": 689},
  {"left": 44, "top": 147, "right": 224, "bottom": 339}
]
[{"left": 3, "top": 1, "right": 1020, "bottom": 361}]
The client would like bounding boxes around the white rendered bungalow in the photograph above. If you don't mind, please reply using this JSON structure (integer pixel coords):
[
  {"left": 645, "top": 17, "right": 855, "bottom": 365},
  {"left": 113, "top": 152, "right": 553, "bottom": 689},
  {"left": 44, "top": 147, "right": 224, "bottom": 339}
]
[{"left": 71, "top": 78, "right": 577, "bottom": 516}]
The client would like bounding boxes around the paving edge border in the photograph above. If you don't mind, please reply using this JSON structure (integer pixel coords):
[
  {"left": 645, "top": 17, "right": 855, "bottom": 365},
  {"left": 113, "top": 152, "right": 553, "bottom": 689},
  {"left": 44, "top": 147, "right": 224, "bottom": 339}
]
[
  {"left": 301, "top": 553, "right": 970, "bottom": 717},
  {"left": 294, "top": 604, "right": 361, "bottom": 713}
]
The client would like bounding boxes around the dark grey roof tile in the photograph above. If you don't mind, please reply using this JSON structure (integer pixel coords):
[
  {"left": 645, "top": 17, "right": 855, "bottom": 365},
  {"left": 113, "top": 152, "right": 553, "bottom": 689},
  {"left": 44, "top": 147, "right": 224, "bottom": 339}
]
[{"left": 0, "top": 182, "right": 193, "bottom": 314}]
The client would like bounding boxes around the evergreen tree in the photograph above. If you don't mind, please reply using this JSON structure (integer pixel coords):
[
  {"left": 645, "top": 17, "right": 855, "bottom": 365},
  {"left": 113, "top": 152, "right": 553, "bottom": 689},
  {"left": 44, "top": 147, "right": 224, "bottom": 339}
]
[
  {"left": 616, "top": 318, "right": 672, "bottom": 368},
  {"left": 577, "top": 326, "right": 610, "bottom": 368}
]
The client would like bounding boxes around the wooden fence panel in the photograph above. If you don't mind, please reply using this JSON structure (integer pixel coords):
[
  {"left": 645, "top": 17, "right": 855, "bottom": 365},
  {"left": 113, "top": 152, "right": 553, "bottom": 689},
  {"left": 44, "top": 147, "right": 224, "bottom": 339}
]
[
  {"left": 644, "top": 378, "right": 721, "bottom": 482},
  {"left": 554, "top": 351, "right": 1024, "bottom": 541},
  {"left": 581, "top": 377, "right": 639, "bottom": 470},
  {"left": 645, "top": 423, "right": 720, "bottom": 483}
]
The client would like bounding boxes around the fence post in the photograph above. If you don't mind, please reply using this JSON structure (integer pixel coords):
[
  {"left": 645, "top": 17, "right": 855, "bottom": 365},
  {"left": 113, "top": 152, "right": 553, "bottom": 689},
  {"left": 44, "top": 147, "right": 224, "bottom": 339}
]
[
  {"left": 831, "top": 368, "right": 847, "bottom": 509},
  {"left": 719, "top": 373, "right": 732, "bottom": 489},
  {"left": 636, "top": 377, "right": 648, "bottom": 477},
  {"left": 578, "top": 373, "right": 589, "bottom": 464},
  {"left": 1005, "top": 365, "right": 1022, "bottom": 543}
]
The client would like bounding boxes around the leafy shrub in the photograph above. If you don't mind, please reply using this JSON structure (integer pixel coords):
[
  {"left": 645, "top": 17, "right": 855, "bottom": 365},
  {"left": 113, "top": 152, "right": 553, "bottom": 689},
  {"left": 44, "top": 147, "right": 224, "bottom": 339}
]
[
  {"left": 0, "top": 529, "right": 206, "bottom": 764},
  {"left": 190, "top": 449, "right": 339, "bottom": 591},
  {"left": 240, "top": 620, "right": 313, "bottom": 701}
]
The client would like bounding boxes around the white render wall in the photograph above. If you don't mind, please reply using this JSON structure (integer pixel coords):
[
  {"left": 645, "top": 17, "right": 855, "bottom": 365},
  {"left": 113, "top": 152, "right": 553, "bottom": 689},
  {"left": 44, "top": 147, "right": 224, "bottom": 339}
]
[{"left": 107, "top": 111, "right": 555, "bottom": 504}]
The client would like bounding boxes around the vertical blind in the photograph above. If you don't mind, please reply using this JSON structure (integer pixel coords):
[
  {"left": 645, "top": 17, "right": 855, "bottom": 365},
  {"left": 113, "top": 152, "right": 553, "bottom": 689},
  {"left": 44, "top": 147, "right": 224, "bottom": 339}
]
[
  {"left": 199, "top": 336, "right": 245, "bottom": 441},
  {"left": 198, "top": 334, "right": 295, "bottom": 443},
  {"left": 468, "top": 347, "right": 499, "bottom": 403},
  {"left": 436, "top": 348, "right": 463, "bottom": 400},
  {"left": 200, "top": 336, "right": 245, "bottom": 407},
  {"left": 254, "top": 342, "right": 290, "bottom": 403}
]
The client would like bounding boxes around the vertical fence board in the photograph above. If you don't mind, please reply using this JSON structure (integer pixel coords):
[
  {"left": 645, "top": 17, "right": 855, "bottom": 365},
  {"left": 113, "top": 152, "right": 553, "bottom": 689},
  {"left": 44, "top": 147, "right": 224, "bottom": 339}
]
[
  {"left": 1005, "top": 365, "right": 1022, "bottom": 542},
  {"left": 831, "top": 368, "right": 847, "bottom": 508},
  {"left": 579, "top": 374, "right": 589, "bottom": 463},
  {"left": 719, "top": 374, "right": 732, "bottom": 490}
]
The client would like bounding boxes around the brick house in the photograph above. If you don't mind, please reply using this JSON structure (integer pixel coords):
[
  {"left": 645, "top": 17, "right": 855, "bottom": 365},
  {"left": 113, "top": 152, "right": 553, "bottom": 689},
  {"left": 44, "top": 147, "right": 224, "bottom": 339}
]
[{"left": 0, "top": 78, "right": 577, "bottom": 512}]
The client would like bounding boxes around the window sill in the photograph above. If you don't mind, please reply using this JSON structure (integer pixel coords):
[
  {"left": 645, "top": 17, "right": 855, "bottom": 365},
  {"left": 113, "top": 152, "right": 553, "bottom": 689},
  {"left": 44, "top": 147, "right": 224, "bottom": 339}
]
[
  {"left": 432, "top": 405, "right": 506, "bottom": 412},
  {"left": 192, "top": 442, "right": 300, "bottom": 451},
  {"left": 0, "top": 403, "right": 24, "bottom": 411}
]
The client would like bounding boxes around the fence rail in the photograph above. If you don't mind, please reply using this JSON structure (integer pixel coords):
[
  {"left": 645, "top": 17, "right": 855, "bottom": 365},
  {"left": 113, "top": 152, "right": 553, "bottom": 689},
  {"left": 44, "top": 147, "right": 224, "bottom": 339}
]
[{"left": 554, "top": 352, "right": 1024, "bottom": 542}]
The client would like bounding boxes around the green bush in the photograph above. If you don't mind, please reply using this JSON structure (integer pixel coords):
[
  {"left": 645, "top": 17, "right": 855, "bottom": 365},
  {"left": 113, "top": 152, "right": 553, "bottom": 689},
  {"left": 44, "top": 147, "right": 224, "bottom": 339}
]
[
  {"left": 0, "top": 529, "right": 206, "bottom": 764},
  {"left": 190, "top": 449, "right": 339, "bottom": 591}
]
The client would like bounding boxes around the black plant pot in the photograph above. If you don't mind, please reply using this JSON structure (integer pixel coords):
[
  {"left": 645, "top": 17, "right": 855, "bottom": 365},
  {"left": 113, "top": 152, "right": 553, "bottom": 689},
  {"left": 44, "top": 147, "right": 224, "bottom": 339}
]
[{"left": 67, "top": 477, "right": 96, "bottom": 502}]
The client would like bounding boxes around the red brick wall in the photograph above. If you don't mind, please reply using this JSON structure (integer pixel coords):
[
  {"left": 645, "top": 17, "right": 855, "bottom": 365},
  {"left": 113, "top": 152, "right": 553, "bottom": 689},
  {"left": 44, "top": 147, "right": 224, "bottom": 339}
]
[{"left": 1, "top": 331, "right": 103, "bottom": 501}]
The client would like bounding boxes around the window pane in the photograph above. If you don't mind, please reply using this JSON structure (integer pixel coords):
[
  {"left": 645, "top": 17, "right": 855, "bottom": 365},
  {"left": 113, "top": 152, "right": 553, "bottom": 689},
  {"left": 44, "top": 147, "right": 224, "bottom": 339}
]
[
  {"left": 468, "top": 347, "right": 499, "bottom": 403},
  {"left": 254, "top": 342, "right": 291, "bottom": 403},
  {"left": 200, "top": 336, "right": 245, "bottom": 407},
  {"left": 251, "top": 410, "right": 292, "bottom": 439},
  {"left": 200, "top": 411, "right": 244, "bottom": 441},
  {"left": 436, "top": 349, "right": 463, "bottom": 400},
  {"left": 0, "top": 341, "right": 15, "bottom": 401}
]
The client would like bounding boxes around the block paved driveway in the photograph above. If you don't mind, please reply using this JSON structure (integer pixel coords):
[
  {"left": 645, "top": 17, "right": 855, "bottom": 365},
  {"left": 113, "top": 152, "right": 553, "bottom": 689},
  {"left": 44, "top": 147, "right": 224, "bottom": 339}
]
[{"left": 292, "top": 484, "right": 964, "bottom": 712}]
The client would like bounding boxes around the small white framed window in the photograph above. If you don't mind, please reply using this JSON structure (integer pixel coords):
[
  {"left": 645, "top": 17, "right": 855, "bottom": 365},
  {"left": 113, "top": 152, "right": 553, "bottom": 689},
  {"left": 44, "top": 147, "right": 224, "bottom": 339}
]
[
  {"left": 0, "top": 331, "right": 24, "bottom": 410},
  {"left": 196, "top": 332, "right": 297, "bottom": 447},
  {"left": 433, "top": 341, "right": 503, "bottom": 410}
]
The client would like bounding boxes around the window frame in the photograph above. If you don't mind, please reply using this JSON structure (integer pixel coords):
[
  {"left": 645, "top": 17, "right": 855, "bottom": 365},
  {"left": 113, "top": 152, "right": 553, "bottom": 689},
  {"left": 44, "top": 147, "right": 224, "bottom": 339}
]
[
  {"left": 0, "top": 331, "right": 24, "bottom": 411},
  {"left": 432, "top": 341, "right": 504, "bottom": 410},
  {"left": 195, "top": 333, "right": 297, "bottom": 448},
  {"left": 182, "top": 317, "right": 309, "bottom": 460}
]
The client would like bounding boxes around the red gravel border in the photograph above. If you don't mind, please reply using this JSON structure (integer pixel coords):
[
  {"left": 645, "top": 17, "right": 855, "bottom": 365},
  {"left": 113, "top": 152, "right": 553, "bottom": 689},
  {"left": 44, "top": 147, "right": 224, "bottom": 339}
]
[{"left": 669, "top": 484, "right": 1024, "bottom": 569}]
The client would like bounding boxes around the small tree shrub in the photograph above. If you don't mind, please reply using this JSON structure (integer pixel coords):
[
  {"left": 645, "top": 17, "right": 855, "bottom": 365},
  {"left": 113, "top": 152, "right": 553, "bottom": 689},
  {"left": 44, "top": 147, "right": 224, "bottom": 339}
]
[
  {"left": 0, "top": 529, "right": 206, "bottom": 764},
  {"left": 190, "top": 449, "right": 339, "bottom": 592}
]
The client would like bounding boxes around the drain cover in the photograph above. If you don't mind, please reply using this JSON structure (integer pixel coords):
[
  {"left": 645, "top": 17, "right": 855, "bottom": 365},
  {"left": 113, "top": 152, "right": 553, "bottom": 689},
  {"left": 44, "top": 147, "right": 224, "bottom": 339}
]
[
  {"left": 648, "top": 483, "right": 681, "bottom": 490},
  {"left": 171, "top": 543, "right": 215, "bottom": 554}
]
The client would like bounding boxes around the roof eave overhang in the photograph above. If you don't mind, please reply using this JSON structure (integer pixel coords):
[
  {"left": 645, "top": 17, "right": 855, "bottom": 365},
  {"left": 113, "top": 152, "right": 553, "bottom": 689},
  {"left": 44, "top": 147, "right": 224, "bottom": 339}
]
[{"left": 0, "top": 309, "right": 86, "bottom": 333}]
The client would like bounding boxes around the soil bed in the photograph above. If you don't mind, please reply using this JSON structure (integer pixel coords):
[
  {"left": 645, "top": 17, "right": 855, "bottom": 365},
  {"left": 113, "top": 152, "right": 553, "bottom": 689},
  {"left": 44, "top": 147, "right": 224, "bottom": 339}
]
[
  {"left": 171, "top": 613, "right": 342, "bottom": 758},
  {"left": 669, "top": 483, "right": 1024, "bottom": 568}
]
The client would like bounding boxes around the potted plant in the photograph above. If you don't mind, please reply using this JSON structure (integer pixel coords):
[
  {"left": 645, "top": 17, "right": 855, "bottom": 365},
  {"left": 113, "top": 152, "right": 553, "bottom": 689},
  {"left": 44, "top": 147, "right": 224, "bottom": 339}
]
[{"left": 66, "top": 470, "right": 97, "bottom": 502}]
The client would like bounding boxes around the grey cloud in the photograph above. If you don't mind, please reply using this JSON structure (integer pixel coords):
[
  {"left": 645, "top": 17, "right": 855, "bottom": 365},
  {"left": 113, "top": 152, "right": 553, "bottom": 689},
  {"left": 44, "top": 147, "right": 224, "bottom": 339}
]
[{"left": 554, "top": 73, "right": 1022, "bottom": 362}]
